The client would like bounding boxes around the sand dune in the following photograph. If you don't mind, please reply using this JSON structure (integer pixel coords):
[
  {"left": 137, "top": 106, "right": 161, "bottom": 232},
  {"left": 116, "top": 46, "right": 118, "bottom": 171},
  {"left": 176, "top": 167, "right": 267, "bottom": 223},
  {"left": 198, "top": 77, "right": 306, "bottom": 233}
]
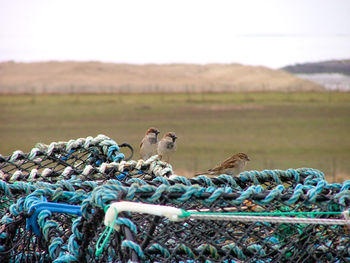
[{"left": 0, "top": 61, "right": 323, "bottom": 93}]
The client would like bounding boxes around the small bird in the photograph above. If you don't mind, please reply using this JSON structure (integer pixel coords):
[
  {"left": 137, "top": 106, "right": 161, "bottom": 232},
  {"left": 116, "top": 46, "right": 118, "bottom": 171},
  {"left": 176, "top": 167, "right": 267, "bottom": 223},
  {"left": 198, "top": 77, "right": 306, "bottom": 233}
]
[
  {"left": 157, "top": 132, "right": 177, "bottom": 163},
  {"left": 195, "top": 152, "right": 250, "bottom": 177},
  {"left": 139, "top": 127, "right": 160, "bottom": 160}
]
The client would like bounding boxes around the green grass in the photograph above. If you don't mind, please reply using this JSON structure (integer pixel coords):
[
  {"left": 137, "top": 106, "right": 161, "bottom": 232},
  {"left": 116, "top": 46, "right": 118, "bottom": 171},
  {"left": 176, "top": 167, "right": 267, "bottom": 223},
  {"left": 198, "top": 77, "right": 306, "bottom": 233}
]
[{"left": 1, "top": 92, "right": 350, "bottom": 182}]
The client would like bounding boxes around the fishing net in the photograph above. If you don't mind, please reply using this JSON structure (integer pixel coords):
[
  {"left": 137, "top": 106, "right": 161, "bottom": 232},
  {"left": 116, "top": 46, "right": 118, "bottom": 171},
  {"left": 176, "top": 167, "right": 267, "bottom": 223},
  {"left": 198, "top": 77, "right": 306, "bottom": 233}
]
[{"left": 1, "top": 135, "right": 349, "bottom": 262}]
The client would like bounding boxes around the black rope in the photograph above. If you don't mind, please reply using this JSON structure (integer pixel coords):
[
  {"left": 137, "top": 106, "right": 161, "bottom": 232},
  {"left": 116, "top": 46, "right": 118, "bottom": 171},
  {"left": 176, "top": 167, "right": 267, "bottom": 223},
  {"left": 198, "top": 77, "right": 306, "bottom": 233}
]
[{"left": 119, "top": 143, "right": 134, "bottom": 161}]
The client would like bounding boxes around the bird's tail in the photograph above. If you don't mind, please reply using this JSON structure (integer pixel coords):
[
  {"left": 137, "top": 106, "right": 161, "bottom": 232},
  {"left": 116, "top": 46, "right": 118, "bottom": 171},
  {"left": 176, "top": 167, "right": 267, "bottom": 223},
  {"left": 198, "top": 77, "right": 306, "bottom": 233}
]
[{"left": 194, "top": 171, "right": 213, "bottom": 177}]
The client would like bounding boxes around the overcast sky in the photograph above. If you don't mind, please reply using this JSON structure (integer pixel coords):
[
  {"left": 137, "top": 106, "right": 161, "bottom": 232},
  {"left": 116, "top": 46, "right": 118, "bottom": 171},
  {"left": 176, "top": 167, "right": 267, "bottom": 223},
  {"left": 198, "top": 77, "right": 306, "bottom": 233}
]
[{"left": 0, "top": 0, "right": 349, "bottom": 68}]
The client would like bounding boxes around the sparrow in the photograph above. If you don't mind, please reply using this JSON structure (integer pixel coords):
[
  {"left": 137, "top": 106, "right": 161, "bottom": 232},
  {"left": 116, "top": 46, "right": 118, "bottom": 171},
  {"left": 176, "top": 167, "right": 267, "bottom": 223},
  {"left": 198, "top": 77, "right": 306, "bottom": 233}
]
[
  {"left": 157, "top": 132, "right": 177, "bottom": 163},
  {"left": 139, "top": 127, "right": 160, "bottom": 160},
  {"left": 195, "top": 152, "right": 250, "bottom": 177}
]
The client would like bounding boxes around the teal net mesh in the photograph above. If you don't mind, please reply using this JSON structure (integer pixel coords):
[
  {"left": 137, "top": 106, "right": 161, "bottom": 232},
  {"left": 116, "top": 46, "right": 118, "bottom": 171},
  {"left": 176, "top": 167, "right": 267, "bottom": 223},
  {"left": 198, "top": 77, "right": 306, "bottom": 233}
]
[{"left": 1, "top": 135, "right": 349, "bottom": 262}]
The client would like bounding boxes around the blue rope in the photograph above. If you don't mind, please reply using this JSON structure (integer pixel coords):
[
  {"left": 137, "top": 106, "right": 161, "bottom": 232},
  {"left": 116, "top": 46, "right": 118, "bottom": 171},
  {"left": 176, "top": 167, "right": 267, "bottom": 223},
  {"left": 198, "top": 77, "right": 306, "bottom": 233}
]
[
  {"left": 107, "top": 145, "right": 125, "bottom": 163},
  {"left": 49, "top": 237, "right": 64, "bottom": 260},
  {"left": 121, "top": 240, "right": 145, "bottom": 259},
  {"left": 147, "top": 243, "right": 170, "bottom": 258}
]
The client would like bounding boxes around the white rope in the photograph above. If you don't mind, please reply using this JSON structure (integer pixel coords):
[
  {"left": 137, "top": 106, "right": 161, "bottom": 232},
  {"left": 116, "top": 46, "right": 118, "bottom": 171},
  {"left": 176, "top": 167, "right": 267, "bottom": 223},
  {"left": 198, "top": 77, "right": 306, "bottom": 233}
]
[
  {"left": 104, "top": 202, "right": 350, "bottom": 226},
  {"left": 189, "top": 212, "right": 350, "bottom": 225}
]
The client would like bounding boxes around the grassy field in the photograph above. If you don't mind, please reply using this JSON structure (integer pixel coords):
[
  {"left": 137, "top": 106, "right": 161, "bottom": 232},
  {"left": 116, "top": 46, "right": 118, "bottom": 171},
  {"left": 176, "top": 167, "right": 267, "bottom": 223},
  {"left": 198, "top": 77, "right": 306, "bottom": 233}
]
[{"left": 1, "top": 92, "right": 349, "bottom": 182}]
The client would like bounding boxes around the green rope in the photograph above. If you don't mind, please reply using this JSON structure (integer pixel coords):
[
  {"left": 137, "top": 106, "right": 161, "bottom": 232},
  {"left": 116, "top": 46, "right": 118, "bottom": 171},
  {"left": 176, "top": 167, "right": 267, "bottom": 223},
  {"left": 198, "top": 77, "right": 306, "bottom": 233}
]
[{"left": 95, "top": 205, "right": 114, "bottom": 257}]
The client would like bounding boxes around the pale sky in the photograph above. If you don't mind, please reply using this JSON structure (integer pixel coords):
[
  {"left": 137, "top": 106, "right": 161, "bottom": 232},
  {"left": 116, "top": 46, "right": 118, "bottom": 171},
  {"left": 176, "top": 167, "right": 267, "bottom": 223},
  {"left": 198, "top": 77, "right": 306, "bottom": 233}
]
[{"left": 0, "top": 0, "right": 349, "bottom": 68}]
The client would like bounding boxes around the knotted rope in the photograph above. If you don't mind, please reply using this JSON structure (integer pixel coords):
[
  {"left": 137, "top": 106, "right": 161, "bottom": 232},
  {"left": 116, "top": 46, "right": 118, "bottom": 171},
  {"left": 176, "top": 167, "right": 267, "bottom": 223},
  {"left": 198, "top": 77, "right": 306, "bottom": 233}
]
[{"left": 1, "top": 135, "right": 349, "bottom": 262}]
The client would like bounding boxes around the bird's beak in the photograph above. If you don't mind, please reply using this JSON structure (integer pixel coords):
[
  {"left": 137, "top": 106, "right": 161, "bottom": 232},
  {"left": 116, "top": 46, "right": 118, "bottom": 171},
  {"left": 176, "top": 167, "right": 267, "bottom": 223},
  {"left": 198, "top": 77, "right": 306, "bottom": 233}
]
[{"left": 247, "top": 157, "right": 251, "bottom": 161}]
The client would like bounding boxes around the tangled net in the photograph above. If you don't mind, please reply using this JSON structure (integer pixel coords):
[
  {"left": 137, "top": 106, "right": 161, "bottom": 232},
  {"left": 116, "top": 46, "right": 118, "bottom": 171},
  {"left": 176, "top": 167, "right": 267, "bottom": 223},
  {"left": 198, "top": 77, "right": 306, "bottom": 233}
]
[{"left": 1, "top": 135, "right": 349, "bottom": 262}]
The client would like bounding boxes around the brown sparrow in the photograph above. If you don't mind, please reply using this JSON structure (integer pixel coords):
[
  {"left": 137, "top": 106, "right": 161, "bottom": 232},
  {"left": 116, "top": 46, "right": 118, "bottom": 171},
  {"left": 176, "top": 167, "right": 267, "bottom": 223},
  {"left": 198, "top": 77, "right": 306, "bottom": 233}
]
[
  {"left": 139, "top": 127, "right": 160, "bottom": 160},
  {"left": 196, "top": 152, "right": 250, "bottom": 176},
  {"left": 157, "top": 132, "right": 177, "bottom": 163}
]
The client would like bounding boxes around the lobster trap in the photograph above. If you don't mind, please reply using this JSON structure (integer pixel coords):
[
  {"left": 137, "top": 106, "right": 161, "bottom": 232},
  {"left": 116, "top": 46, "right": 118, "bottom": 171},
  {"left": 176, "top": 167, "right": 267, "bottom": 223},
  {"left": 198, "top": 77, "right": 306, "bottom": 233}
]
[{"left": 1, "top": 135, "right": 349, "bottom": 262}]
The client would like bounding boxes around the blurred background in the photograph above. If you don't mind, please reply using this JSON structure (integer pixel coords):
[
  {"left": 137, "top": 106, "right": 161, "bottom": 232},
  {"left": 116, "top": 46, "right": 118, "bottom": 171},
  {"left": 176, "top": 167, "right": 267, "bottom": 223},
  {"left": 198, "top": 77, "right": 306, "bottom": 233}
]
[{"left": 0, "top": 0, "right": 349, "bottom": 181}]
